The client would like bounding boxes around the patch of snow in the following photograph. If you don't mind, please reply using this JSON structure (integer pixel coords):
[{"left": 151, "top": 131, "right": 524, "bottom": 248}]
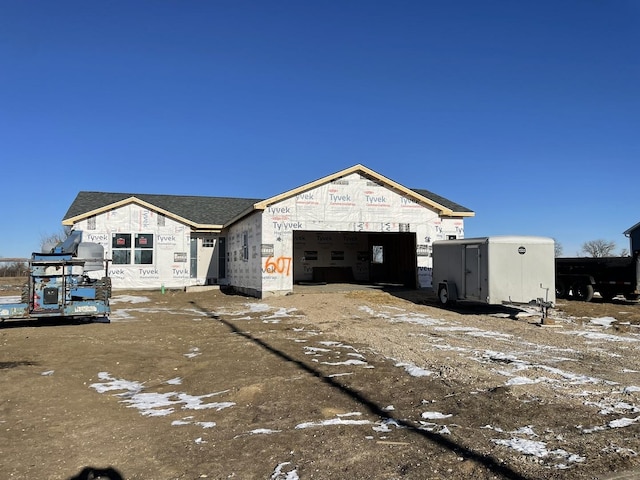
[
  {"left": 318, "top": 341, "right": 358, "bottom": 351},
  {"left": 373, "top": 418, "right": 403, "bottom": 433},
  {"left": 90, "top": 372, "right": 234, "bottom": 418},
  {"left": 358, "top": 305, "right": 387, "bottom": 318},
  {"left": 244, "top": 303, "right": 272, "bottom": 313},
  {"left": 261, "top": 307, "right": 299, "bottom": 323},
  {"left": 421, "top": 411, "right": 452, "bottom": 420},
  {"left": 295, "top": 415, "right": 372, "bottom": 429},
  {"left": 561, "top": 331, "right": 639, "bottom": 342},
  {"left": 436, "top": 326, "right": 512, "bottom": 340},
  {"left": 390, "top": 313, "right": 445, "bottom": 327},
  {"left": 505, "top": 376, "right": 539, "bottom": 386},
  {"left": 347, "top": 352, "right": 366, "bottom": 359},
  {"left": 609, "top": 417, "right": 640, "bottom": 428},
  {"left": 171, "top": 419, "right": 191, "bottom": 426},
  {"left": 589, "top": 317, "right": 617, "bottom": 327},
  {"left": 303, "top": 346, "right": 331, "bottom": 354},
  {"left": 196, "top": 421, "right": 216, "bottom": 428},
  {"left": 110, "top": 295, "right": 150, "bottom": 304},
  {"left": 395, "top": 362, "right": 434, "bottom": 377},
  {"left": 90, "top": 372, "right": 143, "bottom": 394},
  {"left": 513, "top": 426, "right": 537, "bottom": 436},
  {"left": 249, "top": 428, "right": 281, "bottom": 435},
  {"left": 321, "top": 359, "right": 368, "bottom": 366},
  {"left": 271, "top": 462, "right": 299, "bottom": 480},
  {"left": 184, "top": 347, "right": 201, "bottom": 358},
  {"left": 0, "top": 296, "right": 20, "bottom": 304}
]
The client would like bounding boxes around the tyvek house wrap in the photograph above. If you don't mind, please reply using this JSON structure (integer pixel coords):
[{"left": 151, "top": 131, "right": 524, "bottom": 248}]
[
  {"left": 71, "top": 204, "right": 192, "bottom": 290},
  {"left": 227, "top": 172, "right": 464, "bottom": 296}
]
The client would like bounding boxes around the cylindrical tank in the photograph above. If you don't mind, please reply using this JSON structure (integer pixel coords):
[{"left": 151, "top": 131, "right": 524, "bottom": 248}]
[{"left": 77, "top": 243, "right": 105, "bottom": 271}]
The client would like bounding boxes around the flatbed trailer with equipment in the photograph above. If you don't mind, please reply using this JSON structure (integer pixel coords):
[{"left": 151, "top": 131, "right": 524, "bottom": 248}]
[{"left": 0, "top": 231, "right": 111, "bottom": 322}]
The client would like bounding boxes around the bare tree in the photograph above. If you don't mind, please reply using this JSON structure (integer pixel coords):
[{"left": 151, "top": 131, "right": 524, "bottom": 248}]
[
  {"left": 40, "top": 227, "right": 73, "bottom": 252},
  {"left": 581, "top": 239, "right": 617, "bottom": 258},
  {"left": 553, "top": 239, "right": 563, "bottom": 257},
  {"left": 620, "top": 247, "right": 630, "bottom": 257},
  {"left": 0, "top": 261, "right": 29, "bottom": 277}
]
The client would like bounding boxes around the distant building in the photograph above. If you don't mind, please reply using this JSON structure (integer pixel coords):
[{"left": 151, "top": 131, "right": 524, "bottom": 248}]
[
  {"left": 63, "top": 164, "right": 474, "bottom": 297},
  {"left": 624, "top": 221, "right": 640, "bottom": 254}
]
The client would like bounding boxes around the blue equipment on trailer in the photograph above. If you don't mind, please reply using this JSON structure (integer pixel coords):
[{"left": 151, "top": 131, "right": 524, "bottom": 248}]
[{"left": 0, "top": 231, "right": 111, "bottom": 322}]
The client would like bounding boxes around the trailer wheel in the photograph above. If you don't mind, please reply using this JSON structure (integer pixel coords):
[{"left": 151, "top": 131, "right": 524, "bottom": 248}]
[
  {"left": 573, "top": 283, "right": 594, "bottom": 302},
  {"left": 555, "top": 281, "right": 567, "bottom": 299},
  {"left": 438, "top": 285, "right": 450, "bottom": 305}
]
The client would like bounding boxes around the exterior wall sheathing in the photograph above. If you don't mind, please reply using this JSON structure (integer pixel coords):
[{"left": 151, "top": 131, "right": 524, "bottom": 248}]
[
  {"left": 72, "top": 203, "right": 213, "bottom": 290},
  {"left": 228, "top": 172, "right": 464, "bottom": 298}
]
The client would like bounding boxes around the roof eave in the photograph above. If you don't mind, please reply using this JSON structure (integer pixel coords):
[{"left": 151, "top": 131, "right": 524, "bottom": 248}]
[
  {"left": 444, "top": 211, "right": 475, "bottom": 218},
  {"left": 624, "top": 221, "right": 640, "bottom": 236},
  {"left": 62, "top": 196, "right": 200, "bottom": 228},
  {"left": 252, "top": 163, "right": 463, "bottom": 216}
]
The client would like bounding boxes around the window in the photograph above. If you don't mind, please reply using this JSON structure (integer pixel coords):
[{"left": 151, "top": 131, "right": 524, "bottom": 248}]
[
  {"left": 87, "top": 215, "right": 96, "bottom": 230},
  {"left": 242, "top": 232, "right": 249, "bottom": 261},
  {"left": 304, "top": 250, "right": 318, "bottom": 261},
  {"left": 112, "top": 234, "right": 132, "bottom": 265},
  {"left": 331, "top": 251, "right": 344, "bottom": 261},
  {"left": 111, "top": 233, "right": 154, "bottom": 264},
  {"left": 135, "top": 234, "right": 154, "bottom": 264},
  {"left": 157, "top": 214, "right": 166, "bottom": 227},
  {"left": 203, "top": 238, "right": 215, "bottom": 248},
  {"left": 372, "top": 245, "right": 384, "bottom": 264}
]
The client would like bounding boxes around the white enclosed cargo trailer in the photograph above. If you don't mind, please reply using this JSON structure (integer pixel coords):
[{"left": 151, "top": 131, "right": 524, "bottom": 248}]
[{"left": 432, "top": 236, "right": 555, "bottom": 309}]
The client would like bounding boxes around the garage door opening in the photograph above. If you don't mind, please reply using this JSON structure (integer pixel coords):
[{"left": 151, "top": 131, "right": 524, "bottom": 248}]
[{"left": 292, "top": 230, "right": 417, "bottom": 288}]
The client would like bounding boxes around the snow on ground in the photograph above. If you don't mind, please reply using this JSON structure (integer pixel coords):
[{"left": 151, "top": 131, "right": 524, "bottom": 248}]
[
  {"left": 90, "top": 371, "right": 235, "bottom": 420},
  {"left": 357, "top": 302, "right": 640, "bottom": 466},
  {"left": 109, "top": 295, "right": 151, "bottom": 304},
  {"left": 93, "top": 298, "right": 640, "bottom": 471},
  {"left": 108, "top": 294, "right": 212, "bottom": 321},
  {"left": 0, "top": 295, "right": 20, "bottom": 304}
]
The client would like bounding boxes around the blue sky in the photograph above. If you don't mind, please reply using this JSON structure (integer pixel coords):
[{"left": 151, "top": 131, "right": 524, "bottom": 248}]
[{"left": 1, "top": 0, "right": 638, "bottom": 258}]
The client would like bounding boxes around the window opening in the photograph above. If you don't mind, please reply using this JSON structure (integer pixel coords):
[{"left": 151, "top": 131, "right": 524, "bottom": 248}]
[
  {"left": 112, "top": 234, "right": 132, "bottom": 265},
  {"left": 372, "top": 245, "right": 384, "bottom": 264},
  {"left": 134, "top": 234, "right": 154, "bottom": 264},
  {"left": 242, "top": 232, "right": 249, "bottom": 261}
]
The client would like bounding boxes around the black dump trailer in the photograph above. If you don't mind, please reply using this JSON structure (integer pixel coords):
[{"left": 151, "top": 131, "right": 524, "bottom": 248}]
[{"left": 555, "top": 252, "right": 640, "bottom": 302}]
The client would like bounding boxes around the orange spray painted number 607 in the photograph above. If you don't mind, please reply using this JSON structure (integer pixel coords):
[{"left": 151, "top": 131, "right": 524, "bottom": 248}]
[{"left": 264, "top": 256, "right": 292, "bottom": 276}]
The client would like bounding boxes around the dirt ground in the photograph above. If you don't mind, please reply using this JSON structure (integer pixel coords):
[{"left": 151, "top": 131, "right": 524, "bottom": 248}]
[{"left": 1, "top": 277, "right": 640, "bottom": 480}]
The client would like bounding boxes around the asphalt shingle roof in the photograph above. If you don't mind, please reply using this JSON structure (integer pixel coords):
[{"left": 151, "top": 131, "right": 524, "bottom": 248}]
[
  {"left": 64, "top": 192, "right": 262, "bottom": 226},
  {"left": 64, "top": 185, "right": 472, "bottom": 227},
  {"left": 410, "top": 188, "right": 473, "bottom": 213}
]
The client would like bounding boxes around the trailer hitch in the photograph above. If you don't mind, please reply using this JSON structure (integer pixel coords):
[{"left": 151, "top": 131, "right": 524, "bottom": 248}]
[{"left": 537, "top": 283, "right": 555, "bottom": 324}]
